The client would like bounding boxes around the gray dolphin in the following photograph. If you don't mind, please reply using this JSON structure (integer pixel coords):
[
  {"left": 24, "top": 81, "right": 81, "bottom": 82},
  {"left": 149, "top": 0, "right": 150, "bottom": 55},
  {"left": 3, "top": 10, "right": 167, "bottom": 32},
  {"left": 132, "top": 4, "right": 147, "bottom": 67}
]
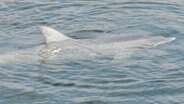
[
  {"left": 39, "top": 26, "right": 175, "bottom": 60},
  {"left": 0, "top": 26, "right": 176, "bottom": 64}
]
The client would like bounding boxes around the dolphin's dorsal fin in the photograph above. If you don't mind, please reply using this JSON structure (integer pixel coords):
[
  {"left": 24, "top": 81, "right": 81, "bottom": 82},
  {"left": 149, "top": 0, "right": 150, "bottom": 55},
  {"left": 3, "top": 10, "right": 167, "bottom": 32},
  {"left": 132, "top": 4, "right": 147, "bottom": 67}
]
[{"left": 39, "top": 26, "right": 71, "bottom": 44}]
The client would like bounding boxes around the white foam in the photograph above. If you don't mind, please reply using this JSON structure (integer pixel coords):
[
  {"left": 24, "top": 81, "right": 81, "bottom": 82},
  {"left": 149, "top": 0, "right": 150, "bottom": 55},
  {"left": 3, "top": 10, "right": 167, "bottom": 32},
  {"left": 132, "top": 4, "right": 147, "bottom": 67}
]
[{"left": 154, "top": 37, "right": 176, "bottom": 46}]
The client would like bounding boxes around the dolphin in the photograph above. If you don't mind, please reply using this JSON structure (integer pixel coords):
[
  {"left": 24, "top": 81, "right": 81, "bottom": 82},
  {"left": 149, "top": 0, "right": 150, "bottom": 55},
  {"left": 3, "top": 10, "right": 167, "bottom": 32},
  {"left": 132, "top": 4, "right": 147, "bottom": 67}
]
[
  {"left": 0, "top": 26, "right": 176, "bottom": 64},
  {"left": 39, "top": 26, "right": 175, "bottom": 60}
]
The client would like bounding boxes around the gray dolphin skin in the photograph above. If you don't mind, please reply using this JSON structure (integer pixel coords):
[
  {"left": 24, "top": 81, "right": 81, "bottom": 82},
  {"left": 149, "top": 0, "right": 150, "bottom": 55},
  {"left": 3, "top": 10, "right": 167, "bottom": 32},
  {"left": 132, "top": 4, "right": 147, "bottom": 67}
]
[{"left": 0, "top": 26, "right": 176, "bottom": 64}]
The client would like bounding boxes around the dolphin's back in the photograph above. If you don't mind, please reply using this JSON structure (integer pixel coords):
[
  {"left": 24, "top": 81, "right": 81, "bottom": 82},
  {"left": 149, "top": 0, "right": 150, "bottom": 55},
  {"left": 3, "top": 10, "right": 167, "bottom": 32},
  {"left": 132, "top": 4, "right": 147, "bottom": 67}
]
[
  {"left": 80, "top": 35, "right": 175, "bottom": 49},
  {"left": 95, "top": 35, "right": 146, "bottom": 43}
]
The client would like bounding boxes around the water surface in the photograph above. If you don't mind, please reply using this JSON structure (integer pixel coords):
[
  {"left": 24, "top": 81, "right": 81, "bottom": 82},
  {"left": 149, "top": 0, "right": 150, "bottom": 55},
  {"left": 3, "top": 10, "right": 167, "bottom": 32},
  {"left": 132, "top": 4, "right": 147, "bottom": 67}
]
[{"left": 0, "top": 0, "right": 184, "bottom": 104}]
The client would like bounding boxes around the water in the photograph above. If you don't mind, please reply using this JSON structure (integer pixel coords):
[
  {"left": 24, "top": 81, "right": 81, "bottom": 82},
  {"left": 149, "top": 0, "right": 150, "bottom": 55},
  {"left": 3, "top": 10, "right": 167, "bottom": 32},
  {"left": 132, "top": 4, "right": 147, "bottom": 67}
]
[{"left": 0, "top": 0, "right": 184, "bottom": 104}]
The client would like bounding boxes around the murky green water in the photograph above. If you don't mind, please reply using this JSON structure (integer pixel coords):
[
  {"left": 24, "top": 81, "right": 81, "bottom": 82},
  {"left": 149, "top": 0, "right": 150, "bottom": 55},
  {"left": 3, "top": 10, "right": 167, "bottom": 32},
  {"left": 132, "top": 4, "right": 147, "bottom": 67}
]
[{"left": 0, "top": 0, "right": 184, "bottom": 104}]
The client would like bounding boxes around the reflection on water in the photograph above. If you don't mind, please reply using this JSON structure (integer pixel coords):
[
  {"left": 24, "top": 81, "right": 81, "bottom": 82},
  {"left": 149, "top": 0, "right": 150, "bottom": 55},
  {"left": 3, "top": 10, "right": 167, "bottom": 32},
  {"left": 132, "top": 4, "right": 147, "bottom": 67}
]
[{"left": 0, "top": 0, "right": 184, "bottom": 104}]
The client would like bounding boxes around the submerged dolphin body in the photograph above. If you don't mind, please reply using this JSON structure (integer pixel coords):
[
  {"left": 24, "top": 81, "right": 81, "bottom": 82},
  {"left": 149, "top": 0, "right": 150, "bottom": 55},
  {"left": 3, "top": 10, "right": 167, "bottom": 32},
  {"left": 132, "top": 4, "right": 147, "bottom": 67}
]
[{"left": 0, "top": 26, "right": 176, "bottom": 64}]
